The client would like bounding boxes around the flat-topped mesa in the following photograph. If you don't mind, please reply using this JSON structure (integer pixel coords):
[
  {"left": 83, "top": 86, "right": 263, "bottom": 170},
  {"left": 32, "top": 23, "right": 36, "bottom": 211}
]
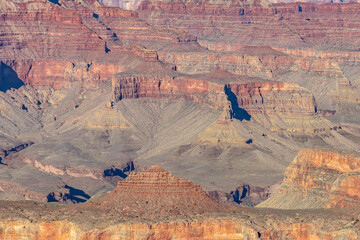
[
  {"left": 111, "top": 73, "right": 228, "bottom": 108},
  {"left": 112, "top": 72, "right": 337, "bottom": 133},
  {"left": 89, "top": 165, "right": 224, "bottom": 218},
  {"left": 112, "top": 72, "right": 316, "bottom": 113},
  {"left": 258, "top": 149, "right": 360, "bottom": 209}
]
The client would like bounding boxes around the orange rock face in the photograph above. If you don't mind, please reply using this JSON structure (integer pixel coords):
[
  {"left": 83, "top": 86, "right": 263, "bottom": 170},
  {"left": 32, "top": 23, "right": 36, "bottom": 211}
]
[
  {"left": 261, "top": 222, "right": 360, "bottom": 240},
  {"left": 83, "top": 221, "right": 260, "bottom": 240},
  {"left": 259, "top": 149, "right": 360, "bottom": 209},
  {"left": 0, "top": 222, "right": 82, "bottom": 240},
  {"left": 0, "top": 219, "right": 359, "bottom": 240},
  {"left": 328, "top": 172, "right": 360, "bottom": 208}
]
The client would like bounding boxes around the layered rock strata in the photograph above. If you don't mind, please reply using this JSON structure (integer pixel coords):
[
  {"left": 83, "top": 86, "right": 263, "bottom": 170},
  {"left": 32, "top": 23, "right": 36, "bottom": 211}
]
[
  {"left": 137, "top": 0, "right": 360, "bottom": 116},
  {"left": 0, "top": 0, "right": 197, "bottom": 89},
  {"left": 258, "top": 149, "right": 360, "bottom": 209},
  {"left": 87, "top": 165, "right": 225, "bottom": 218},
  {"left": 138, "top": 0, "right": 360, "bottom": 50}
]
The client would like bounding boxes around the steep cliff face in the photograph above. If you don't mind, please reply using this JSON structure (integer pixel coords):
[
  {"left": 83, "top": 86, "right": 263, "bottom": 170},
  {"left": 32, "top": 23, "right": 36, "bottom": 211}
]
[
  {"left": 0, "top": 0, "right": 119, "bottom": 88},
  {"left": 164, "top": 1, "right": 359, "bottom": 47},
  {"left": 258, "top": 149, "right": 360, "bottom": 209},
  {"left": 138, "top": 0, "right": 360, "bottom": 50},
  {"left": 260, "top": 222, "right": 360, "bottom": 240},
  {"left": 2, "top": 60, "right": 126, "bottom": 88},
  {"left": 111, "top": 73, "right": 226, "bottom": 108}
]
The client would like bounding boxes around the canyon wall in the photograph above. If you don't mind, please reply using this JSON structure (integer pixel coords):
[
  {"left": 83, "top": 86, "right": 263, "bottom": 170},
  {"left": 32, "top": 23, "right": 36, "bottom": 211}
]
[
  {"left": 137, "top": 0, "right": 360, "bottom": 119},
  {"left": 0, "top": 0, "right": 197, "bottom": 89}
]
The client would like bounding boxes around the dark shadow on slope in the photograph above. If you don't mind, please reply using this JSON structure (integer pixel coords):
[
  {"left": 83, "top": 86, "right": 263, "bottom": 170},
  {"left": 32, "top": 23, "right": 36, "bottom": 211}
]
[
  {"left": 48, "top": 0, "right": 61, "bottom": 6},
  {"left": 47, "top": 192, "right": 88, "bottom": 203},
  {"left": 0, "top": 143, "right": 33, "bottom": 165},
  {"left": 47, "top": 185, "right": 90, "bottom": 203},
  {"left": 0, "top": 62, "right": 25, "bottom": 92},
  {"left": 104, "top": 167, "right": 127, "bottom": 178},
  {"left": 104, "top": 162, "right": 135, "bottom": 179},
  {"left": 65, "top": 185, "right": 91, "bottom": 200},
  {"left": 232, "top": 185, "right": 250, "bottom": 204},
  {"left": 224, "top": 85, "right": 251, "bottom": 121},
  {"left": 2, "top": 143, "right": 33, "bottom": 158}
]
